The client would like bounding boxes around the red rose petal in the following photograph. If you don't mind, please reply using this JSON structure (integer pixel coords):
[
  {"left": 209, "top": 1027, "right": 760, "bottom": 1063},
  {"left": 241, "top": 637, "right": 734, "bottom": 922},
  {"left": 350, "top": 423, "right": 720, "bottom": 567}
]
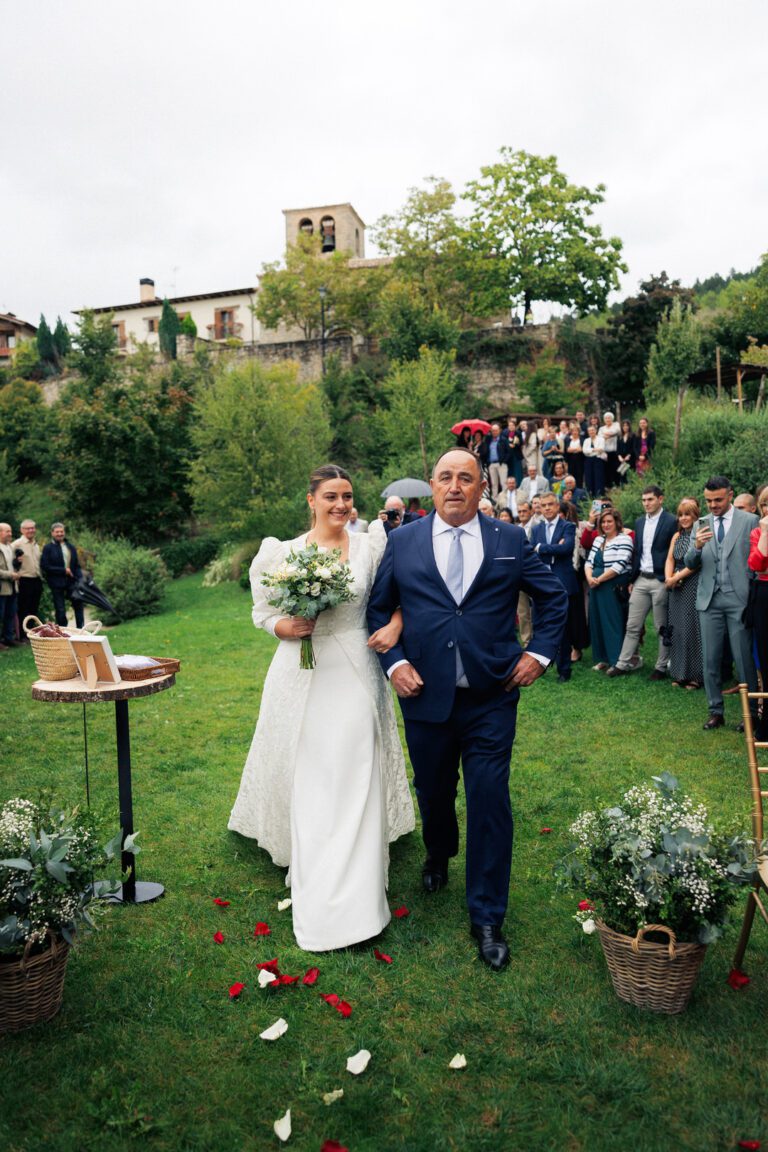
[
  {"left": 228, "top": 982, "right": 245, "bottom": 999},
  {"left": 727, "top": 968, "right": 751, "bottom": 990},
  {"left": 253, "top": 922, "right": 271, "bottom": 937},
  {"left": 738, "top": 1142, "right": 761, "bottom": 1150},
  {"left": 303, "top": 967, "right": 320, "bottom": 985},
  {"left": 337, "top": 1000, "right": 352, "bottom": 1018},
  {"left": 393, "top": 906, "right": 409, "bottom": 918},
  {"left": 577, "top": 900, "right": 594, "bottom": 912},
  {"left": 271, "top": 974, "right": 300, "bottom": 987},
  {"left": 213, "top": 931, "right": 225, "bottom": 944},
  {"left": 540, "top": 827, "right": 552, "bottom": 834},
  {"left": 256, "top": 958, "right": 280, "bottom": 974},
  {"left": 321, "top": 993, "right": 340, "bottom": 1007},
  {"left": 213, "top": 898, "right": 231, "bottom": 907},
  {"left": 374, "top": 948, "right": 393, "bottom": 964},
  {"left": 321, "top": 1143, "right": 349, "bottom": 1152}
]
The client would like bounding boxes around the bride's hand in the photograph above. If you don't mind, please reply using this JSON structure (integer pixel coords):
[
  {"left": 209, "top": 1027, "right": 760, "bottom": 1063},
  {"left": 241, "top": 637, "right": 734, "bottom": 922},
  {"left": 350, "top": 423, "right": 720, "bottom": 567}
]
[
  {"left": 368, "top": 623, "right": 398, "bottom": 654},
  {"left": 276, "top": 616, "right": 316, "bottom": 640}
]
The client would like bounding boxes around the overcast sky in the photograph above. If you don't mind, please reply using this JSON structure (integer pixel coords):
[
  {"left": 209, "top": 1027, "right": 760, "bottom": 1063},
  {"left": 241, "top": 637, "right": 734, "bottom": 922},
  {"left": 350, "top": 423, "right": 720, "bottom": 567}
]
[{"left": 3, "top": 0, "right": 766, "bottom": 329}]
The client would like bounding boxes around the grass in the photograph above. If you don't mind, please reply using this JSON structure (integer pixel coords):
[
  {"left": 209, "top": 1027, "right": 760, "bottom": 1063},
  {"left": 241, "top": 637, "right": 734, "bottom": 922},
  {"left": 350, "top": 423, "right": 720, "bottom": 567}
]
[{"left": 1, "top": 573, "right": 767, "bottom": 1152}]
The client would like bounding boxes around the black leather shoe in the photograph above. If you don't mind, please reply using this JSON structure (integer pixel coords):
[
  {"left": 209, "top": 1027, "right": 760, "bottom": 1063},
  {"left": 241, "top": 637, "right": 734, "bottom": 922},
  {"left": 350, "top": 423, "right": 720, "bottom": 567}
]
[
  {"left": 703, "top": 714, "right": 725, "bottom": 730},
  {"left": 649, "top": 670, "right": 667, "bottom": 682},
  {"left": 557, "top": 672, "right": 571, "bottom": 683},
  {"left": 422, "top": 857, "right": 448, "bottom": 893},
  {"left": 470, "top": 924, "right": 510, "bottom": 970}
]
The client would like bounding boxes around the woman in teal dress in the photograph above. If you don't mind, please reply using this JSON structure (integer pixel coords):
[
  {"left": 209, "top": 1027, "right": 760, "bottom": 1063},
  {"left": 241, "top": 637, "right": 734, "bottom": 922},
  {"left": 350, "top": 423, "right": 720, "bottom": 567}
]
[{"left": 585, "top": 508, "right": 634, "bottom": 670}]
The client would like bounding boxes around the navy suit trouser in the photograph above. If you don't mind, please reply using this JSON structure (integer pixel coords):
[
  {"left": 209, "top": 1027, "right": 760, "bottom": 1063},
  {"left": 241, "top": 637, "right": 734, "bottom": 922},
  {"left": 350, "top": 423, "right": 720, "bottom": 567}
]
[{"left": 403, "top": 686, "right": 517, "bottom": 926}]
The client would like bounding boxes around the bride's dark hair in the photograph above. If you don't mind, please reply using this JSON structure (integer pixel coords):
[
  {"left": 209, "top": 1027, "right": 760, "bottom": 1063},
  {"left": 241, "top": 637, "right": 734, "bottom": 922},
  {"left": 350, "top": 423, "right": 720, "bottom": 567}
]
[{"left": 307, "top": 464, "right": 352, "bottom": 527}]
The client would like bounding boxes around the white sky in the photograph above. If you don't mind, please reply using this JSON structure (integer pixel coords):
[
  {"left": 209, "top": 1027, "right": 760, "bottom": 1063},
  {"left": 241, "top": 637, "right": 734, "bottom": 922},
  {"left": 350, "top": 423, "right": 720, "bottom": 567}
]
[{"left": 2, "top": 0, "right": 766, "bottom": 329}]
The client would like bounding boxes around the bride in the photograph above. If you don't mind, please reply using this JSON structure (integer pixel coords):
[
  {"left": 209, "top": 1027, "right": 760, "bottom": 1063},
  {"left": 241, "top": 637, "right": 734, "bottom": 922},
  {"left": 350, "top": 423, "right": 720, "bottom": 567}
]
[{"left": 228, "top": 464, "right": 415, "bottom": 951}]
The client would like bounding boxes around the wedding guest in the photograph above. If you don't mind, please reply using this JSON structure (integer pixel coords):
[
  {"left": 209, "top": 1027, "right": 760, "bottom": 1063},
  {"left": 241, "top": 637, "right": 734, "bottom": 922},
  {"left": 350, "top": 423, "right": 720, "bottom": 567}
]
[
  {"left": 11, "top": 518, "right": 42, "bottom": 635},
  {"left": 564, "top": 420, "right": 585, "bottom": 488},
  {"left": 560, "top": 501, "right": 589, "bottom": 662},
  {"left": 585, "top": 509, "right": 633, "bottom": 670},
  {"left": 479, "top": 423, "right": 509, "bottom": 497},
  {"left": 583, "top": 422, "right": 607, "bottom": 495},
  {"left": 456, "top": 426, "right": 473, "bottom": 450},
  {"left": 664, "top": 498, "right": 703, "bottom": 689},
  {"left": 734, "top": 492, "right": 757, "bottom": 514},
  {"left": 519, "top": 465, "right": 550, "bottom": 503},
  {"left": 521, "top": 420, "right": 541, "bottom": 473},
  {"left": 530, "top": 492, "right": 577, "bottom": 681},
  {"left": 563, "top": 474, "right": 587, "bottom": 509},
  {"left": 498, "top": 508, "right": 514, "bottom": 523},
  {"left": 347, "top": 507, "right": 368, "bottom": 533},
  {"left": 41, "top": 522, "right": 84, "bottom": 629},
  {"left": 539, "top": 419, "right": 562, "bottom": 480},
  {"left": 478, "top": 498, "right": 496, "bottom": 518},
  {"left": 598, "top": 412, "right": 620, "bottom": 489},
  {"left": 504, "top": 417, "right": 524, "bottom": 485},
  {"left": 495, "top": 476, "right": 519, "bottom": 520},
  {"left": 616, "top": 420, "right": 634, "bottom": 484},
  {"left": 0, "top": 523, "right": 19, "bottom": 649},
  {"left": 516, "top": 501, "right": 534, "bottom": 647},
  {"left": 748, "top": 486, "right": 768, "bottom": 740},
  {"left": 633, "top": 417, "right": 655, "bottom": 475},
  {"left": 550, "top": 459, "right": 568, "bottom": 499}
]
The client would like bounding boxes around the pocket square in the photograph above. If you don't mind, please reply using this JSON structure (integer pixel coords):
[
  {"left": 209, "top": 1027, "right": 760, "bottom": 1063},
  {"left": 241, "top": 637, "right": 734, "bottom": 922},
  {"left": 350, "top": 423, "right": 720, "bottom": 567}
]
[{"left": 494, "top": 556, "right": 517, "bottom": 561}]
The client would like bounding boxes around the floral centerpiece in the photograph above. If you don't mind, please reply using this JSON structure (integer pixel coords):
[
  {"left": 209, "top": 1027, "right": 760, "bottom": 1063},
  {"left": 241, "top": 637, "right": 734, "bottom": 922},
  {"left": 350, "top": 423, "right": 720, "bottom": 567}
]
[
  {"left": 0, "top": 796, "right": 136, "bottom": 954},
  {"left": 261, "top": 542, "right": 354, "bottom": 669},
  {"left": 556, "top": 773, "right": 756, "bottom": 945}
]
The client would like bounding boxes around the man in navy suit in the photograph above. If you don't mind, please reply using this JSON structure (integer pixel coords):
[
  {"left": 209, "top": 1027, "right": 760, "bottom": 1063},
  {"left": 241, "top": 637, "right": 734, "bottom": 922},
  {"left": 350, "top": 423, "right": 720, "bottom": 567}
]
[
  {"left": 606, "top": 485, "right": 677, "bottom": 679},
  {"left": 40, "top": 522, "right": 84, "bottom": 629},
  {"left": 367, "top": 449, "right": 567, "bottom": 969},
  {"left": 529, "top": 493, "right": 576, "bottom": 682}
]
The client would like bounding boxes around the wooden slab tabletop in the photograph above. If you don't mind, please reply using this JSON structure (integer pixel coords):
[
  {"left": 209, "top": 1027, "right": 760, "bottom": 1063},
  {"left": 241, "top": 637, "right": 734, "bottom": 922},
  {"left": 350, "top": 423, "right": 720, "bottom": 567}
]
[{"left": 32, "top": 673, "right": 176, "bottom": 704}]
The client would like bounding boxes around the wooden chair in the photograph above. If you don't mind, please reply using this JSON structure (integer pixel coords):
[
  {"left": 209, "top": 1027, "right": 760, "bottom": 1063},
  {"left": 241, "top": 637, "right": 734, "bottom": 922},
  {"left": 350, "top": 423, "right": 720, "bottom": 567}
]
[{"left": 732, "top": 685, "right": 768, "bottom": 970}]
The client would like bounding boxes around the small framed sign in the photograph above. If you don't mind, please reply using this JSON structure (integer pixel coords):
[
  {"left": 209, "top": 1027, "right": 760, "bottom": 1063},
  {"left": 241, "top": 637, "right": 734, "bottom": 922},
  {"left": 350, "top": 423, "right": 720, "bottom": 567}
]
[{"left": 68, "top": 635, "right": 122, "bottom": 688}]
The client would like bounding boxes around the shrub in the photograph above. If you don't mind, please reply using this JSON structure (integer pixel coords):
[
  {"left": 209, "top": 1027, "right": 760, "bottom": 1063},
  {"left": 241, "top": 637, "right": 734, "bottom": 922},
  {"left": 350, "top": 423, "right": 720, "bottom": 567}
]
[
  {"left": 94, "top": 540, "right": 168, "bottom": 622},
  {"left": 159, "top": 535, "right": 220, "bottom": 578},
  {"left": 203, "top": 540, "right": 261, "bottom": 587}
]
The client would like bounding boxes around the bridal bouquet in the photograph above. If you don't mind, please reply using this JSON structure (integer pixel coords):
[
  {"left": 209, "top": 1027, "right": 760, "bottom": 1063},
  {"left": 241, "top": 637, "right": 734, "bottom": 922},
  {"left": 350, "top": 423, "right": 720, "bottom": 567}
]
[{"left": 262, "top": 542, "right": 354, "bottom": 669}]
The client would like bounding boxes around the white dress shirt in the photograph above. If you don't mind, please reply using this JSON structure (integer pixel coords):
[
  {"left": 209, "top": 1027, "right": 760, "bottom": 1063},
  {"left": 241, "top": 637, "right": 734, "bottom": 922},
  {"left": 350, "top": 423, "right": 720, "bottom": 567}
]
[{"left": 639, "top": 509, "right": 661, "bottom": 575}]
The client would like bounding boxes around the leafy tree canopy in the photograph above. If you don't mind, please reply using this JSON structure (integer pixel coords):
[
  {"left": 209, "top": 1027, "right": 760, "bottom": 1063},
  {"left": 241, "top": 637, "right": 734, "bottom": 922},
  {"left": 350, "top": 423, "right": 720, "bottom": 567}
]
[
  {"left": 516, "top": 344, "right": 588, "bottom": 413},
  {"left": 645, "top": 298, "right": 703, "bottom": 403},
  {"left": 159, "top": 298, "right": 181, "bottom": 359},
  {"left": 461, "top": 148, "right": 626, "bottom": 321},
  {"left": 376, "top": 280, "right": 460, "bottom": 363},
  {"left": 377, "top": 347, "right": 466, "bottom": 481},
  {"left": 68, "top": 310, "right": 120, "bottom": 390},
  {"left": 0, "top": 378, "right": 54, "bottom": 479},
  {"left": 711, "top": 252, "right": 768, "bottom": 360}
]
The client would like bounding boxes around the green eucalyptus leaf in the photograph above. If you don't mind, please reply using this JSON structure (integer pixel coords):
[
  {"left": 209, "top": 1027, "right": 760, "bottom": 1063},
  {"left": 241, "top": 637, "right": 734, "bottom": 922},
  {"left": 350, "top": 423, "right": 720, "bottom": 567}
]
[
  {"left": 45, "top": 859, "right": 74, "bottom": 883},
  {"left": 0, "top": 857, "right": 33, "bottom": 871}
]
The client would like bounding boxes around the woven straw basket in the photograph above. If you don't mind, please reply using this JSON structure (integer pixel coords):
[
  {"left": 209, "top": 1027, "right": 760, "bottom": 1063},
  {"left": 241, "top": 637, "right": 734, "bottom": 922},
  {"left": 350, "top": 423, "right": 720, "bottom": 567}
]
[
  {"left": 23, "top": 615, "right": 102, "bottom": 681},
  {"left": 117, "top": 657, "right": 180, "bottom": 681},
  {"left": 0, "top": 934, "right": 70, "bottom": 1032},
  {"left": 596, "top": 920, "right": 707, "bottom": 1014}
]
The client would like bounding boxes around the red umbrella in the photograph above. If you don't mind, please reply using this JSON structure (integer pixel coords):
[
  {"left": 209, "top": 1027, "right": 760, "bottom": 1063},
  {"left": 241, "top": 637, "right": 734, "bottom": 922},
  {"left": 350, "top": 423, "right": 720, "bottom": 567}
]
[{"left": 451, "top": 419, "right": 491, "bottom": 436}]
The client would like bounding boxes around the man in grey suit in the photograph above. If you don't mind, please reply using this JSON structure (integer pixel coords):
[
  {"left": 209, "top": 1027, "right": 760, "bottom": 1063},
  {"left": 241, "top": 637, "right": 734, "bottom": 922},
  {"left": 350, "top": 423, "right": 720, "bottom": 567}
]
[{"left": 684, "top": 475, "right": 758, "bottom": 730}]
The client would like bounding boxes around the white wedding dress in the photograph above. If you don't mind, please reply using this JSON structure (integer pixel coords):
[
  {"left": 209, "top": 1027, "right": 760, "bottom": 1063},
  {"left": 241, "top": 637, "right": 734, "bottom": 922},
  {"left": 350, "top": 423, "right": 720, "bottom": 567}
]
[{"left": 227, "top": 522, "right": 415, "bottom": 951}]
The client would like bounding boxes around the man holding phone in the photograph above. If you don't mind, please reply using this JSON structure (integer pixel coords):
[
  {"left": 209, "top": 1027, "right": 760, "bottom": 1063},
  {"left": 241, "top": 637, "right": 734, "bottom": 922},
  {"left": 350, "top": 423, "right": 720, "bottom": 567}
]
[{"left": 684, "top": 476, "right": 758, "bottom": 730}]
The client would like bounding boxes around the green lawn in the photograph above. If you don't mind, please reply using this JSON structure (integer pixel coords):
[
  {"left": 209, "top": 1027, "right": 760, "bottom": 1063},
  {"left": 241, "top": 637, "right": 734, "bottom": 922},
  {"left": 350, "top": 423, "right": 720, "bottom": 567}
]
[{"left": 1, "top": 574, "right": 766, "bottom": 1152}]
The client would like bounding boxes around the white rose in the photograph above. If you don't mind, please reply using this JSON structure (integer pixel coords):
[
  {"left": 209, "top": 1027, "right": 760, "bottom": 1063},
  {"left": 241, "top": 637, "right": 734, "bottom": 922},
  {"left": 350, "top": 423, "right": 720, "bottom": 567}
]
[
  {"left": 316, "top": 566, "right": 332, "bottom": 580},
  {"left": 310, "top": 583, "right": 321, "bottom": 596},
  {"left": 582, "top": 918, "right": 596, "bottom": 935}
]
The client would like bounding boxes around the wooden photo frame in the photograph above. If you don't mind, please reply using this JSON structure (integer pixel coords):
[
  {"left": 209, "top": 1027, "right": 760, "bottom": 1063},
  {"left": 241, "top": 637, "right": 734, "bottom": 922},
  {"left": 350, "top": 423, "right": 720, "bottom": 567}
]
[{"left": 68, "top": 635, "right": 122, "bottom": 688}]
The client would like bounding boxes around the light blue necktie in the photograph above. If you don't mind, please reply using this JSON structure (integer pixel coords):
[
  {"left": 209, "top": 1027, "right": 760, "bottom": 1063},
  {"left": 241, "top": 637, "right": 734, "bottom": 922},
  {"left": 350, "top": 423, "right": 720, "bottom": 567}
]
[{"left": 446, "top": 528, "right": 465, "bottom": 684}]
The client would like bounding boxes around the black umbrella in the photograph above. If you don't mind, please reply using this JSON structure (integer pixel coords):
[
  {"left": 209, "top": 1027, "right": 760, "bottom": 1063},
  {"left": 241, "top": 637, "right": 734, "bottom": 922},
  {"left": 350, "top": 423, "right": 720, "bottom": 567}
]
[{"left": 70, "top": 574, "right": 116, "bottom": 616}]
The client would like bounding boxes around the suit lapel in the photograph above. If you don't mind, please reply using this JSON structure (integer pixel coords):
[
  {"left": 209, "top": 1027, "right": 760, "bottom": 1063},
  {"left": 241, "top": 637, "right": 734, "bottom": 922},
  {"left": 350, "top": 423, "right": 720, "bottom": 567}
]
[
  {"left": 415, "top": 512, "right": 451, "bottom": 598},
  {"left": 723, "top": 508, "right": 743, "bottom": 559}
]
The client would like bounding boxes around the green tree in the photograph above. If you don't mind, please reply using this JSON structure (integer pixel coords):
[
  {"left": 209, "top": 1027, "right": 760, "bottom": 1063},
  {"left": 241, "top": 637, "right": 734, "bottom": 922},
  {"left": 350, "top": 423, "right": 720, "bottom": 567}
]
[
  {"left": 190, "top": 360, "right": 331, "bottom": 540},
  {"left": 712, "top": 253, "right": 768, "bottom": 360},
  {"left": 256, "top": 232, "right": 385, "bottom": 340},
  {"left": 159, "top": 298, "right": 181, "bottom": 359},
  {"left": 462, "top": 148, "right": 626, "bottom": 321},
  {"left": 52, "top": 317, "right": 71, "bottom": 361},
  {"left": 516, "top": 344, "right": 588, "bottom": 413},
  {"left": 36, "top": 315, "right": 58, "bottom": 374},
  {"left": 0, "top": 449, "right": 22, "bottom": 523},
  {"left": 378, "top": 348, "right": 466, "bottom": 480},
  {"left": 69, "top": 310, "right": 119, "bottom": 389},
  {"left": 10, "top": 339, "right": 43, "bottom": 381},
  {"left": 645, "top": 298, "right": 703, "bottom": 402},
  {"left": 321, "top": 355, "right": 389, "bottom": 474},
  {"left": 598, "top": 273, "right": 696, "bottom": 406},
  {"left": 55, "top": 361, "right": 196, "bottom": 538},
  {"left": 0, "top": 378, "right": 54, "bottom": 479},
  {"left": 180, "top": 313, "right": 197, "bottom": 338},
  {"left": 376, "top": 280, "right": 460, "bottom": 362}
]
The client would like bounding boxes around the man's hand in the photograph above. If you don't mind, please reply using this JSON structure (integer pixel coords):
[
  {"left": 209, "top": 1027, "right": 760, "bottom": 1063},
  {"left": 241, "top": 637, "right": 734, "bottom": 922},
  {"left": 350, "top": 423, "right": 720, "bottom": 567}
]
[
  {"left": 504, "top": 652, "right": 546, "bottom": 691},
  {"left": 694, "top": 525, "right": 712, "bottom": 549},
  {"left": 390, "top": 662, "right": 424, "bottom": 698}
]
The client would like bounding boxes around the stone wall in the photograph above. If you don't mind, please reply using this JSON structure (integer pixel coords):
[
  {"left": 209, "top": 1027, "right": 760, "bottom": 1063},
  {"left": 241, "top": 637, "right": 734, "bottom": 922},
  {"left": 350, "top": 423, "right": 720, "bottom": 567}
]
[{"left": 193, "top": 335, "right": 356, "bottom": 380}]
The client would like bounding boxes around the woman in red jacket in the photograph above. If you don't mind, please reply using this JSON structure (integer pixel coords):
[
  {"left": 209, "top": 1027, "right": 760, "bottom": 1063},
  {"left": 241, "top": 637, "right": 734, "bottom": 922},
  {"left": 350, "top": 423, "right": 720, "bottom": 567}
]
[{"left": 748, "top": 486, "right": 768, "bottom": 739}]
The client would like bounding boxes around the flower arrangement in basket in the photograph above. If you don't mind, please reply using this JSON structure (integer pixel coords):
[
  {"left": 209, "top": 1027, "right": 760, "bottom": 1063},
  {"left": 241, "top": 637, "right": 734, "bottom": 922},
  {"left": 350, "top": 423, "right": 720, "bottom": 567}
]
[
  {"left": 261, "top": 542, "right": 354, "bottom": 669},
  {"left": 0, "top": 796, "right": 138, "bottom": 1032},
  {"left": 555, "top": 773, "right": 758, "bottom": 1013}
]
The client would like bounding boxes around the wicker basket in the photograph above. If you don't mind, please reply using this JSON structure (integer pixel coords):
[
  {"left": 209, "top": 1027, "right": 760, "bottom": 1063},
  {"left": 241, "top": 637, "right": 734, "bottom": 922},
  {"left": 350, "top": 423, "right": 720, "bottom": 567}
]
[
  {"left": 23, "top": 615, "right": 102, "bottom": 681},
  {"left": 0, "top": 933, "right": 70, "bottom": 1032},
  {"left": 116, "top": 657, "right": 181, "bottom": 681},
  {"left": 596, "top": 920, "right": 707, "bottom": 1014}
]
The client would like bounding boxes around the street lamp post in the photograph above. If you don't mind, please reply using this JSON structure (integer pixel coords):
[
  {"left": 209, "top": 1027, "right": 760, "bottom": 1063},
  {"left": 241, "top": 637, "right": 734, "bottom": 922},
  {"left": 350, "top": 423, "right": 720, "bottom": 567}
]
[{"left": 318, "top": 285, "right": 328, "bottom": 377}]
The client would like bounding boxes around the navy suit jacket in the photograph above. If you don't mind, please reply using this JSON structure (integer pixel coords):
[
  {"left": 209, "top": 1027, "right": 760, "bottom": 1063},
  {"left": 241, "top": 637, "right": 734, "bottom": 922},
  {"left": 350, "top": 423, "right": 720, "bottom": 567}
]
[
  {"left": 529, "top": 518, "right": 578, "bottom": 597},
  {"left": 41, "top": 540, "right": 82, "bottom": 589},
  {"left": 630, "top": 509, "right": 677, "bottom": 582},
  {"left": 367, "top": 512, "right": 568, "bottom": 723}
]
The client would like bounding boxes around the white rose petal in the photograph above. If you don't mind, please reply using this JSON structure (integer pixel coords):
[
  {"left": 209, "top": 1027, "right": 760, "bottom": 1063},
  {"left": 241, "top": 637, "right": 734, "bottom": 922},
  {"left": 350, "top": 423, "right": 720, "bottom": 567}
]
[
  {"left": 273, "top": 1109, "right": 291, "bottom": 1142},
  {"left": 322, "top": 1088, "right": 344, "bottom": 1106},
  {"left": 345, "top": 1049, "right": 372, "bottom": 1075},
  {"left": 260, "top": 1017, "right": 288, "bottom": 1041},
  {"left": 582, "top": 918, "right": 596, "bottom": 935},
  {"left": 258, "top": 969, "right": 277, "bottom": 988},
  {"left": 449, "top": 1053, "right": 467, "bottom": 1070},
  {"left": 277, "top": 898, "right": 292, "bottom": 912}
]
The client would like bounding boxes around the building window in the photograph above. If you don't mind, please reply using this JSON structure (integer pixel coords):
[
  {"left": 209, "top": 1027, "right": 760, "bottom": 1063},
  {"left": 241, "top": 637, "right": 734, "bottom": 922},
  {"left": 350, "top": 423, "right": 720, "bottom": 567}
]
[
  {"left": 320, "top": 216, "right": 336, "bottom": 253},
  {"left": 355, "top": 227, "right": 360, "bottom": 256},
  {"left": 146, "top": 317, "right": 159, "bottom": 333},
  {"left": 112, "top": 321, "right": 127, "bottom": 349},
  {"left": 214, "top": 308, "right": 235, "bottom": 339},
  {"left": 299, "top": 217, "right": 314, "bottom": 236}
]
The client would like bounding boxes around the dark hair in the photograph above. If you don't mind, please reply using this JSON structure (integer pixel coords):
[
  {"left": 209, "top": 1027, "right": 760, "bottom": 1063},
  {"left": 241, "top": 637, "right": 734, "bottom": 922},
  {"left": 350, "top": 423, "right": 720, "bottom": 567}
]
[
  {"left": 704, "top": 475, "right": 732, "bottom": 492},
  {"left": 642, "top": 484, "right": 663, "bottom": 498},
  {"left": 560, "top": 501, "right": 579, "bottom": 524},
  {"left": 308, "top": 464, "right": 352, "bottom": 526},
  {"left": 598, "top": 507, "right": 623, "bottom": 533},
  {"left": 621, "top": 419, "right": 632, "bottom": 433}
]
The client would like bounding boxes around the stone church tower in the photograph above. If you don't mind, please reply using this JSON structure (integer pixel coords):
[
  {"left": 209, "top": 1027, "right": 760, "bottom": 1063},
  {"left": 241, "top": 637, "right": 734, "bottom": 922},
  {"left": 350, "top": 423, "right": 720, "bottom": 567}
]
[{"left": 283, "top": 203, "right": 366, "bottom": 258}]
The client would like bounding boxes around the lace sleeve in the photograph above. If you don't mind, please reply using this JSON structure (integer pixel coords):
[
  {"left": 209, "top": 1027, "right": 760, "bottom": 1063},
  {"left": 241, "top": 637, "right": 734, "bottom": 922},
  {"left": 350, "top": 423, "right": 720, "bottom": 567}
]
[
  {"left": 367, "top": 517, "right": 388, "bottom": 568},
  {"left": 250, "top": 537, "right": 287, "bottom": 637}
]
